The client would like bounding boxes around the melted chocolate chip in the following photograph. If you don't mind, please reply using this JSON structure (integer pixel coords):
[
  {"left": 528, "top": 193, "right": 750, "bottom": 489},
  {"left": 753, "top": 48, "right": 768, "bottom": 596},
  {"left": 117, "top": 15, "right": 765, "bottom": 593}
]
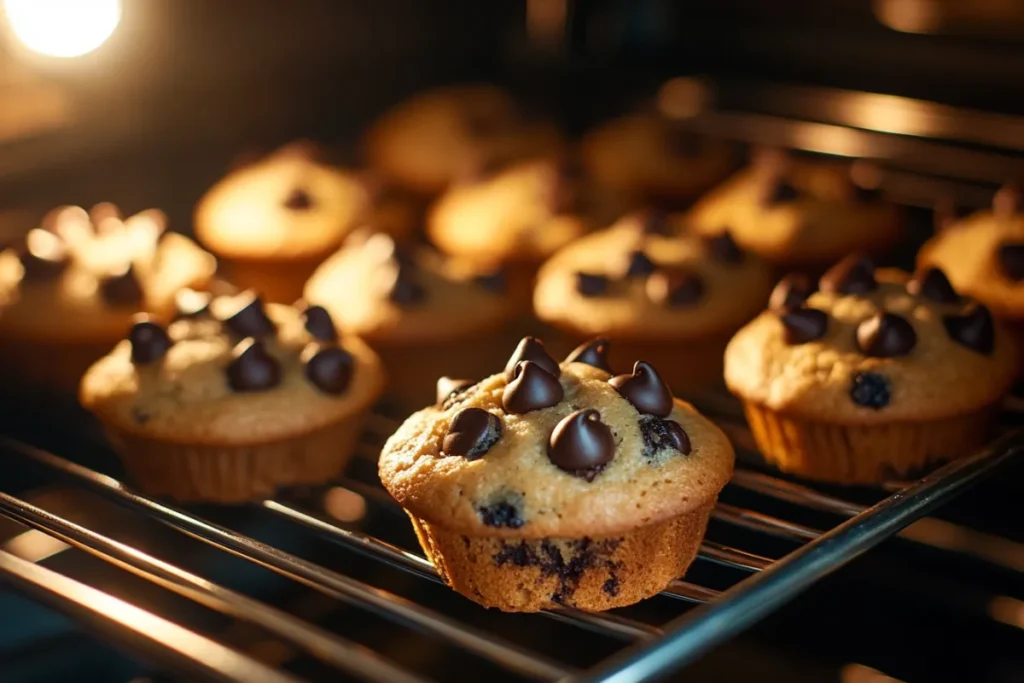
[
  {"left": 820, "top": 254, "right": 877, "bottom": 295},
  {"left": 443, "top": 408, "right": 502, "bottom": 460},
  {"left": 943, "top": 303, "right": 995, "bottom": 355},
  {"left": 856, "top": 312, "right": 917, "bottom": 358},
  {"left": 781, "top": 308, "right": 829, "bottom": 345},
  {"left": 640, "top": 416, "right": 691, "bottom": 458},
  {"left": 129, "top": 319, "right": 171, "bottom": 365},
  {"left": 474, "top": 268, "right": 506, "bottom": 293},
  {"left": 646, "top": 269, "right": 704, "bottom": 307},
  {"left": 385, "top": 263, "right": 426, "bottom": 305},
  {"left": 575, "top": 272, "right": 609, "bottom": 297},
  {"left": 18, "top": 230, "right": 68, "bottom": 282},
  {"left": 302, "top": 304, "right": 337, "bottom": 341},
  {"left": 762, "top": 179, "right": 800, "bottom": 205},
  {"left": 304, "top": 346, "right": 352, "bottom": 394},
  {"left": 222, "top": 293, "right": 276, "bottom": 337},
  {"left": 625, "top": 250, "right": 656, "bottom": 278},
  {"left": 504, "top": 337, "right": 560, "bottom": 380},
  {"left": 907, "top": 267, "right": 959, "bottom": 303},
  {"left": 997, "top": 242, "right": 1024, "bottom": 281},
  {"left": 174, "top": 288, "right": 212, "bottom": 319},
  {"left": 99, "top": 265, "right": 144, "bottom": 307},
  {"left": 993, "top": 183, "right": 1021, "bottom": 219},
  {"left": 609, "top": 361, "right": 673, "bottom": 417},
  {"left": 283, "top": 187, "right": 314, "bottom": 211},
  {"left": 769, "top": 273, "right": 816, "bottom": 314},
  {"left": 547, "top": 409, "right": 615, "bottom": 476},
  {"left": 503, "top": 361, "right": 564, "bottom": 414},
  {"left": 477, "top": 500, "right": 524, "bottom": 529},
  {"left": 704, "top": 231, "right": 744, "bottom": 264},
  {"left": 564, "top": 338, "right": 612, "bottom": 373},
  {"left": 226, "top": 339, "right": 282, "bottom": 392},
  {"left": 850, "top": 372, "right": 891, "bottom": 409},
  {"left": 436, "top": 377, "right": 475, "bottom": 409}
]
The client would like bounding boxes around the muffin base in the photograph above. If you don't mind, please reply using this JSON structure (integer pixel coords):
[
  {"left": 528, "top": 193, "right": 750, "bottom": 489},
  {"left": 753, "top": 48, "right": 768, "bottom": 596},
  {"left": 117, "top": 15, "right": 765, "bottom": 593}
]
[
  {"left": 102, "top": 412, "right": 368, "bottom": 503},
  {"left": 742, "top": 402, "right": 995, "bottom": 485},
  {"left": 407, "top": 501, "right": 715, "bottom": 612}
]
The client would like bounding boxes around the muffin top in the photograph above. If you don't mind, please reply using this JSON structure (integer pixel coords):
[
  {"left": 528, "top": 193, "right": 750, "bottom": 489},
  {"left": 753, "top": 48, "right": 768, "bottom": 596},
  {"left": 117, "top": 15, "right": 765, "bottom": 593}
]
[
  {"left": 917, "top": 184, "right": 1024, "bottom": 320},
  {"left": 686, "top": 151, "right": 901, "bottom": 266},
  {"left": 365, "top": 84, "right": 563, "bottom": 195},
  {"left": 533, "top": 210, "right": 774, "bottom": 339},
  {"left": 195, "top": 141, "right": 371, "bottom": 261},
  {"left": 0, "top": 205, "right": 216, "bottom": 342},
  {"left": 304, "top": 232, "right": 515, "bottom": 343},
  {"left": 378, "top": 337, "right": 734, "bottom": 537},
  {"left": 725, "top": 256, "right": 1018, "bottom": 424},
  {"left": 427, "top": 158, "right": 589, "bottom": 264},
  {"left": 80, "top": 293, "right": 384, "bottom": 444}
]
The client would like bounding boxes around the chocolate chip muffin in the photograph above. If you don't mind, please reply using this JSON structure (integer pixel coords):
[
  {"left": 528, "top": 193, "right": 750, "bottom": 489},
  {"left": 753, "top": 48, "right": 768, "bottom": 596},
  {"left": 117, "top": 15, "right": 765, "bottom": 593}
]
[
  {"left": 686, "top": 151, "right": 902, "bottom": 273},
  {"left": 304, "top": 232, "right": 516, "bottom": 410},
  {"left": 194, "top": 141, "right": 371, "bottom": 303},
  {"left": 0, "top": 204, "right": 216, "bottom": 393},
  {"left": 364, "top": 84, "right": 563, "bottom": 197},
  {"left": 378, "top": 337, "right": 734, "bottom": 612},
  {"left": 724, "top": 255, "right": 1017, "bottom": 484},
  {"left": 533, "top": 210, "right": 774, "bottom": 393},
  {"left": 80, "top": 293, "right": 384, "bottom": 502}
]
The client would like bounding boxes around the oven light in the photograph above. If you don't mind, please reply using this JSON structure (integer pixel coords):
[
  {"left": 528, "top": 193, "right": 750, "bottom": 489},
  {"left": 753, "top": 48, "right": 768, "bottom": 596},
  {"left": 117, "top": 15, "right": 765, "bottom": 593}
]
[{"left": 3, "top": 0, "right": 121, "bottom": 58}]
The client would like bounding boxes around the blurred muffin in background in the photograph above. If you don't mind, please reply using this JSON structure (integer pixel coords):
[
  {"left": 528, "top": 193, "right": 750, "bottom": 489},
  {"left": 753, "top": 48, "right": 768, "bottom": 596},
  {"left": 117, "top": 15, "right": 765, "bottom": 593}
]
[{"left": 195, "top": 141, "right": 370, "bottom": 303}]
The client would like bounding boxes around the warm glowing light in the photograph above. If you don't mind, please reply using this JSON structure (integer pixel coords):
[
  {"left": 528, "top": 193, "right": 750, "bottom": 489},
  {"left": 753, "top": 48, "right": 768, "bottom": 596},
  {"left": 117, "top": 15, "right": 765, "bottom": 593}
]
[{"left": 4, "top": 0, "right": 121, "bottom": 58}]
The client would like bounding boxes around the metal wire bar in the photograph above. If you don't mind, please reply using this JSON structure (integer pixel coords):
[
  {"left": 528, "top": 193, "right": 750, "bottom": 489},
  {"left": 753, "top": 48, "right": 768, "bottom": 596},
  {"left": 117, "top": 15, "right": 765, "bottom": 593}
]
[
  {"left": 728, "top": 470, "right": 865, "bottom": 517},
  {"left": 712, "top": 503, "right": 820, "bottom": 542},
  {"left": 0, "top": 550, "right": 301, "bottom": 683}
]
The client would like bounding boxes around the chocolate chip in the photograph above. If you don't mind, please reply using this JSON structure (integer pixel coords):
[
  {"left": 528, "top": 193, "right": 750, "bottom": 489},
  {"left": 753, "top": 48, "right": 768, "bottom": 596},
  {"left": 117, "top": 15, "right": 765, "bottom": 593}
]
[
  {"left": 436, "top": 377, "right": 475, "bottom": 409},
  {"left": 504, "top": 337, "right": 560, "bottom": 380},
  {"left": 477, "top": 500, "right": 524, "bottom": 529},
  {"left": 502, "top": 361, "right": 564, "bottom": 414},
  {"left": 907, "top": 267, "right": 959, "bottom": 303},
  {"left": 385, "top": 263, "right": 426, "bottom": 305},
  {"left": 638, "top": 209, "right": 672, "bottom": 236},
  {"left": 18, "top": 229, "right": 68, "bottom": 282},
  {"left": 564, "top": 338, "right": 612, "bottom": 373},
  {"left": 575, "top": 272, "right": 609, "bottom": 297},
  {"left": 762, "top": 179, "right": 800, "bottom": 205},
  {"left": 993, "top": 183, "right": 1021, "bottom": 219},
  {"left": 443, "top": 407, "right": 503, "bottom": 459},
  {"left": 174, "top": 288, "right": 212, "bottom": 319},
  {"left": 303, "top": 345, "right": 352, "bottom": 394},
  {"left": 302, "top": 304, "right": 337, "bottom": 341},
  {"left": 625, "top": 250, "right": 656, "bottom": 278},
  {"left": 99, "top": 264, "right": 144, "bottom": 307},
  {"left": 769, "top": 273, "right": 816, "bottom": 314},
  {"left": 856, "top": 312, "right": 917, "bottom": 358},
  {"left": 640, "top": 416, "right": 691, "bottom": 457},
  {"left": 943, "top": 303, "right": 995, "bottom": 355},
  {"left": 704, "top": 231, "right": 744, "bottom": 264},
  {"left": 474, "top": 268, "right": 506, "bottom": 293},
  {"left": 850, "top": 371, "right": 891, "bottom": 409},
  {"left": 820, "top": 253, "right": 877, "bottom": 295},
  {"left": 609, "top": 361, "right": 673, "bottom": 417},
  {"left": 997, "top": 242, "right": 1024, "bottom": 281},
  {"left": 646, "top": 269, "right": 704, "bottom": 307},
  {"left": 780, "top": 308, "right": 829, "bottom": 344},
  {"left": 129, "top": 318, "right": 171, "bottom": 365},
  {"left": 226, "top": 338, "right": 282, "bottom": 392},
  {"left": 283, "top": 187, "right": 314, "bottom": 211},
  {"left": 222, "top": 293, "right": 276, "bottom": 337},
  {"left": 548, "top": 409, "right": 615, "bottom": 476}
]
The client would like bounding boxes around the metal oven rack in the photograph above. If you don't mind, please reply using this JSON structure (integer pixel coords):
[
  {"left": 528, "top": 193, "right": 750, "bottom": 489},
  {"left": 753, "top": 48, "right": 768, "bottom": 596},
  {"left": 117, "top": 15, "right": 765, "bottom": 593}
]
[{"left": 0, "top": 83, "right": 1022, "bottom": 682}]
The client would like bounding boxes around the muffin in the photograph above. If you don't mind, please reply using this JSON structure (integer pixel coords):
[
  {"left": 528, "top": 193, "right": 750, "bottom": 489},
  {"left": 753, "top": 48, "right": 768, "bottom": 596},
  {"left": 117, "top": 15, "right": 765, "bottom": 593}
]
[
  {"left": 195, "top": 141, "right": 371, "bottom": 303},
  {"left": 534, "top": 210, "right": 774, "bottom": 393},
  {"left": 725, "top": 255, "right": 1017, "bottom": 484},
  {"left": 686, "top": 150, "right": 902, "bottom": 273},
  {"left": 364, "top": 84, "right": 563, "bottom": 197},
  {"left": 378, "top": 336, "right": 734, "bottom": 611},
  {"left": 80, "top": 292, "right": 384, "bottom": 502},
  {"left": 304, "top": 232, "right": 517, "bottom": 411},
  {"left": 0, "top": 204, "right": 216, "bottom": 393}
]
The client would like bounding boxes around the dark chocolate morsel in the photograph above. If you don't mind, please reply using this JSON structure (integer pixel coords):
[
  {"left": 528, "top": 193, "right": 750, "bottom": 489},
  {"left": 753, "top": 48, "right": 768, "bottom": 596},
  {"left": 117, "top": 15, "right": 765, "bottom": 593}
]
[
  {"left": 856, "top": 312, "right": 917, "bottom": 358},
  {"left": 645, "top": 269, "right": 704, "bottom": 307},
  {"left": 575, "top": 272, "right": 609, "bottom": 297},
  {"left": 609, "top": 361, "right": 673, "bottom": 417},
  {"left": 18, "top": 229, "right": 68, "bottom": 282},
  {"left": 477, "top": 500, "right": 523, "bottom": 529},
  {"left": 769, "top": 273, "right": 816, "bottom": 314},
  {"left": 943, "top": 303, "right": 995, "bottom": 355},
  {"left": 907, "top": 267, "right": 959, "bottom": 303},
  {"left": 443, "top": 407, "right": 503, "bottom": 460},
  {"left": 303, "top": 345, "right": 353, "bottom": 394},
  {"left": 762, "top": 178, "right": 800, "bottom": 205},
  {"left": 436, "top": 377, "right": 476, "bottom": 409},
  {"left": 564, "top": 338, "right": 612, "bottom": 373},
  {"left": 997, "top": 242, "right": 1024, "bottom": 281},
  {"left": 226, "top": 339, "right": 282, "bottom": 392},
  {"left": 504, "top": 337, "right": 560, "bottom": 380},
  {"left": 302, "top": 304, "right": 337, "bottom": 341},
  {"left": 502, "top": 361, "right": 564, "bottom": 414},
  {"left": 222, "top": 292, "right": 276, "bottom": 337},
  {"left": 385, "top": 263, "right": 426, "bottom": 305},
  {"left": 850, "top": 371, "right": 891, "bottom": 409},
  {"left": 174, "top": 288, "right": 212, "bottom": 319},
  {"left": 625, "top": 250, "right": 656, "bottom": 278},
  {"left": 474, "top": 268, "right": 506, "bottom": 293},
  {"left": 640, "top": 416, "right": 691, "bottom": 457},
  {"left": 283, "top": 187, "right": 314, "bottom": 211},
  {"left": 129, "top": 318, "right": 171, "bottom": 365},
  {"left": 781, "top": 308, "right": 829, "bottom": 345},
  {"left": 547, "top": 409, "right": 615, "bottom": 474},
  {"left": 99, "top": 264, "right": 144, "bottom": 307},
  {"left": 819, "top": 253, "right": 877, "bottom": 295},
  {"left": 704, "top": 231, "right": 744, "bottom": 264},
  {"left": 993, "top": 183, "right": 1021, "bottom": 219}
]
